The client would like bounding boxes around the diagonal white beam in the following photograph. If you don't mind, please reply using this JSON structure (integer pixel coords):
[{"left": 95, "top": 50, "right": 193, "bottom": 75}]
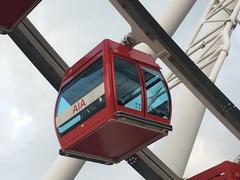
[{"left": 110, "top": 0, "right": 240, "bottom": 140}]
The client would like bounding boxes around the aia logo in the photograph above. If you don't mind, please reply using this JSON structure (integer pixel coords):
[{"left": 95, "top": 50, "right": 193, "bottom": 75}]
[{"left": 73, "top": 99, "right": 86, "bottom": 114}]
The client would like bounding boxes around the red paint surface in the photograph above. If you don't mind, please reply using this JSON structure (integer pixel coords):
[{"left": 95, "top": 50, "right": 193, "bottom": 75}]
[
  {"left": 189, "top": 161, "right": 240, "bottom": 180},
  {"left": 0, "top": 0, "right": 41, "bottom": 32},
  {"left": 71, "top": 120, "right": 164, "bottom": 162}
]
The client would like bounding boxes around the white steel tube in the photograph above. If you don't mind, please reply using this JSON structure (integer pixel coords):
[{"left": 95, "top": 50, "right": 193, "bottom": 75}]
[
  {"left": 44, "top": 156, "right": 85, "bottom": 180},
  {"left": 152, "top": 0, "right": 238, "bottom": 177},
  {"left": 159, "top": 0, "right": 198, "bottom": 36},
  {"left": 133, "top": 0, "right": 198, "bottom": 178},
  {"left": 185, "top": 0, "right": 216, "bottom": 51},
  {"left": 135, "top": 0, "right": 197, "bottom": 56},
  {"left": 210, "top": 0, "right": 240, "bottom": 82}
]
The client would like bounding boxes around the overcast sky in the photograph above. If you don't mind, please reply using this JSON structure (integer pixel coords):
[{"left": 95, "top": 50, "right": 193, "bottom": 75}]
[{"left": 0, "top": 0, "right": 240, "bottom": 179}]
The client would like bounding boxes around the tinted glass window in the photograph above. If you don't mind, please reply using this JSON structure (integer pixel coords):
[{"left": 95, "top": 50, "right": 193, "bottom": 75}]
[
  {"left": 114, "top": 57, "right": 142, "bottom": 111},
  {"left": 56, "top": 59, "right": 105, "bottom": 134},
  {"left": 142, "top": 66, "right": 170, "bottom": 119}
]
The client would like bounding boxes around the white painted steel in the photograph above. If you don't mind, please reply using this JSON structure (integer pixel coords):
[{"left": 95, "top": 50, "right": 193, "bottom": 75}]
[
  {"left": 151, "top": 0, "right": 239, "bottom": 177},
  {"left": 130, "top": 0, "right": 199, "bottom": 178},
  {"left": 44, "top": 156, "right": 85, "bottom": 180},
  {"left": 135, "top": 0, "right": 197, "bottom": 57},
  {"left": 209, "top": 0, "right": 240, "bottom": 82}
]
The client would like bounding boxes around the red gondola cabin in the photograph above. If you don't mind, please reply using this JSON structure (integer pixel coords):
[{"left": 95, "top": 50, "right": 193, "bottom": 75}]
[{"left": 54, "top": 39, "right": 172, "bottom": 164}]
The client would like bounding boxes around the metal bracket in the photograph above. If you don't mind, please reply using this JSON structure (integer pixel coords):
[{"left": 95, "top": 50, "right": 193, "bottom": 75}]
[{"left": 121, "top": 32, "right": 139, "bottom": 47}]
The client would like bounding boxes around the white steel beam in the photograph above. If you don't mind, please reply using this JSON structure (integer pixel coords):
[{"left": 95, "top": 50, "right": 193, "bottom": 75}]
[
  {"left": 155, "top": 0, "right": 240, "bottom": 176},
  {"left": 134, "top": 0, "right": 197, "bottom": 56},
  {"left": 111, "top": 0, "right": 240, "bottom": 176},
  {"left": 8, "top": 17, "right": 87, "bottom": 180},
  {"left": 110, "top": 0, "right": 240, "bottom": 141},
  {"left": 9, "top": 18, "right": 68, "bottom": 90},
  {"left": 111, "top": 0, "right": 240, "bottom": 177},
  {"left": 43, "top": 156, "right": 85, "bottom": 180}
]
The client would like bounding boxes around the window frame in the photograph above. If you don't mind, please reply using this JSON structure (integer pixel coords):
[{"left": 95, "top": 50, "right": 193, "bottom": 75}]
[
  {"left": 140, "top": 64, "right": 171, "bottom": 124},
  {"left": 112, "top": 55, "right": 145, "bottom": 118},
  {"left": 55, "top": 50, "right": 111, "bottom": 136},
  {"left": 111, "top": 54, "right": 171, "bottom": 124},
  {"left": 56, "top": 59, "right": 104, "bottom": 116}
]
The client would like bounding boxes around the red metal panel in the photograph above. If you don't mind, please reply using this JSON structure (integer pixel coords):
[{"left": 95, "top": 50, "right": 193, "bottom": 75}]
[
  {"left": 71, "top": 120, "right": 163, "bottom": 162},
  {"left": 55, "top": 50, "right": 109, "bottom": 148},
  {"left": 59, "top": 108, "right": 110, "bottom": 149},
  {"left": 0, "top": 0, "right": 41, "bottom": 33},
  {"left": 189, "top": 161, "right": 240, "bottom": 180},
  {"left": 109, "top": 40, "right": 158, "bottom": 68},
  {"left": 103, "top": 40, "right": 116, "bottom": 118}
]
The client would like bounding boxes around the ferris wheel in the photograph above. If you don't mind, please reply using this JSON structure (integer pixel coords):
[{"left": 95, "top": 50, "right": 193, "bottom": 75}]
[{"left": 0, "top": 0, "right": 240, "bottom": 179}]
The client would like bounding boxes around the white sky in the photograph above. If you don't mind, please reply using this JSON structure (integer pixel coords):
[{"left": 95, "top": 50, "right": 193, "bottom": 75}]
[{"left": 0, "top": 0, "right": 240, "bottom": 179}]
